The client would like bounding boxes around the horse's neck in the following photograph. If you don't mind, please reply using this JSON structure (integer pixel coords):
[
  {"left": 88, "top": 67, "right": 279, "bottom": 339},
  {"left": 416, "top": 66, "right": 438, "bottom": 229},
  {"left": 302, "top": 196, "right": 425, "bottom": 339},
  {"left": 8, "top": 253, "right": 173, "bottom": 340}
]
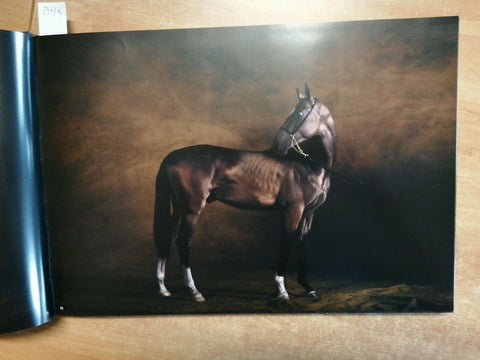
[
  {"left": 300, "top": 135, "right": 335, "bottom": 169},
  {"left": 316, "top": 104, "right": 337, "bottom": 168},
  {"left": 323, "top": 134, "right": 336, "bottom": 169}
]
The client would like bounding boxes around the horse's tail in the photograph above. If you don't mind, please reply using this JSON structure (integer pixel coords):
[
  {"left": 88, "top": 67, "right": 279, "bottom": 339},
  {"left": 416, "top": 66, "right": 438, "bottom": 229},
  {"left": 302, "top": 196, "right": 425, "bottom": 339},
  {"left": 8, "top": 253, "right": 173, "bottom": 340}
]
[{"left": 153, "top": 162, "right": 174, "bottom": 259}]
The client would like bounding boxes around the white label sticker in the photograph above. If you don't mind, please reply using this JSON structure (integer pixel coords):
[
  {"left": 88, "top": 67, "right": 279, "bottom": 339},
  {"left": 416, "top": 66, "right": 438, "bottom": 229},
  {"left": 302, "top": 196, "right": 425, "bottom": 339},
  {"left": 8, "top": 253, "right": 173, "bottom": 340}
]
[{"left": 38, "top": 2, "right": 68, "bottom": 36}]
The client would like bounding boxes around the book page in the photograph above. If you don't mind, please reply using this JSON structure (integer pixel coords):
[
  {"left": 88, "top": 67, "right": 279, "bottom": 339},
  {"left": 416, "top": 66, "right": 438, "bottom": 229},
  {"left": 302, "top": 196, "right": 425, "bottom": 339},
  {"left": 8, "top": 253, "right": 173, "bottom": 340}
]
[{"left": 35, "top": 18, "right": 457, "bottom": 316}]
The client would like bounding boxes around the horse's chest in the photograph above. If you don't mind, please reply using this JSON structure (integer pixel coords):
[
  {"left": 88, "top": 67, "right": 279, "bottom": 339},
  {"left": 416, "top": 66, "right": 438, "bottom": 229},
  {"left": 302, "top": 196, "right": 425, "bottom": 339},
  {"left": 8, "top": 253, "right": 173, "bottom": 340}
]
[{"left": 304, "top": 171, "right": 330, "bottom": 207}]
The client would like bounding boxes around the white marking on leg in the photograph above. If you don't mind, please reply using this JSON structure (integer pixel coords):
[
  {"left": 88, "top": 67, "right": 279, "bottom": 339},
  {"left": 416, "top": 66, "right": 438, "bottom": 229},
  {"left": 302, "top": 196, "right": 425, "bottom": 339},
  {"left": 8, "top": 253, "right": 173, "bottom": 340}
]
[
  {"left": 275, "top": 273, "right": 290, "bottom": 300},
  {"left": 183, "top": 266, "right": 205, "bottom": 302},
  {"left": 157, "top": 258, "right": 171, "bottom": 297}
]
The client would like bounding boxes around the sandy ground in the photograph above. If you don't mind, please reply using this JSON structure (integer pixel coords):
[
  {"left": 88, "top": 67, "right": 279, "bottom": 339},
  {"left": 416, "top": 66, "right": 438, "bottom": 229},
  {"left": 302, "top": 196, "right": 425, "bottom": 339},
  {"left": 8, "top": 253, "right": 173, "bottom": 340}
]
[{"left": 54, "top": 270, "right": 452, "bottom": 316}]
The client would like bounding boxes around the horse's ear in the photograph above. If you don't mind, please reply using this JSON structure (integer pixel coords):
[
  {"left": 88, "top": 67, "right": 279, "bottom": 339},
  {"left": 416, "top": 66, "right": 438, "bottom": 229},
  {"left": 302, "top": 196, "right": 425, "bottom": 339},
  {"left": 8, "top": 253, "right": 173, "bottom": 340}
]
[
  {"left": 296, "top": 87, "right": 301, "bottom": 100},
  {"left": 305, "top": 83, "right": 312, "bottom": 100}
]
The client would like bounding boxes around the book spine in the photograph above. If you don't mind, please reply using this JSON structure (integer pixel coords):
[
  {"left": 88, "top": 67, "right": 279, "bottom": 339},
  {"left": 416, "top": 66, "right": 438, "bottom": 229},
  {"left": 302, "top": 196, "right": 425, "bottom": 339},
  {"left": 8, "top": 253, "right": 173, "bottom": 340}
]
[{"left": 0, "top": 30, "right": 54, "bottom": 334}]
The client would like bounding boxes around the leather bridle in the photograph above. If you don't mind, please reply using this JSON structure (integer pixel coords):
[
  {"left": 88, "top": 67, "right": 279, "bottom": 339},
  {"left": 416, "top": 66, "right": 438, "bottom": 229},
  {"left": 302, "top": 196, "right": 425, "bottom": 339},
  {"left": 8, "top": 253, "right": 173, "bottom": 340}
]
[{"left": 279, "top": 98, "right": 318, "bottom": 158}]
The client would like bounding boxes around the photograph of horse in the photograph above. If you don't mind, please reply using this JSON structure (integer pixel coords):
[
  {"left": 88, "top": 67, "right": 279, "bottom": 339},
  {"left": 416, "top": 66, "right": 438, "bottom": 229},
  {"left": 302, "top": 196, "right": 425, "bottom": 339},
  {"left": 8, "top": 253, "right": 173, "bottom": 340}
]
[
  {"left": 36, "top": 18, "right": 457, "bottom": 314},
  {"left": 154, "top": 84, "right": 336, "bottom": 301}
]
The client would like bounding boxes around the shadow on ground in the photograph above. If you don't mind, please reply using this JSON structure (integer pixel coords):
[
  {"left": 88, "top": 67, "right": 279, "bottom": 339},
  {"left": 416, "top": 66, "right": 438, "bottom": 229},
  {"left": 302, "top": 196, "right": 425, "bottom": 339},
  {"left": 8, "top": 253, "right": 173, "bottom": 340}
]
[{"left": 55, "top": 270, "right": 453, "bottom": 316}]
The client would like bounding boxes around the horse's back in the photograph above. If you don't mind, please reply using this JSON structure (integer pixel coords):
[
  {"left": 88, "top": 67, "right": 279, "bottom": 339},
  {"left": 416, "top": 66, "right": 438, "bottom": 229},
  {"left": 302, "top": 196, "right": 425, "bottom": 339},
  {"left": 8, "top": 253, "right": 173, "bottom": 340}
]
[
  {"left": 161, "top": 144, "right": 242, "bottom": 169},
  {"left": 159, "top": 145, "right": 287, "bottom": 209}
]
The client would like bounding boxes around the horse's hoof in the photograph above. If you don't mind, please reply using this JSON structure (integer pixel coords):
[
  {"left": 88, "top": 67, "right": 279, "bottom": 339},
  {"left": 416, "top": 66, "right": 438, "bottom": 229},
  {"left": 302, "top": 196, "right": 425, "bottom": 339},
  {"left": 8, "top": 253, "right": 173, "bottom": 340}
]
[
  {"left": 277, "top": 292, "right": 290, "bottom": 300},
  {"left": 194, "top": 293, "right": 206, "bottom": 302},
  {"left": 159, "top": 288, "right": 172, "bottom": 297},
  {"left": 305, "top": 290, "right": 317, "bottom": 298}
]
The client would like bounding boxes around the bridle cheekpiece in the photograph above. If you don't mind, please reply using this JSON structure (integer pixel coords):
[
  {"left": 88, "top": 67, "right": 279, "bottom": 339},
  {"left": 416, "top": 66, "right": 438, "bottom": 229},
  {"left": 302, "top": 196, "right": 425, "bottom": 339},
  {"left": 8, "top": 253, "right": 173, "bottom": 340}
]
[{"left": 279, "top": 98, "right": 318, "bottom": 158}]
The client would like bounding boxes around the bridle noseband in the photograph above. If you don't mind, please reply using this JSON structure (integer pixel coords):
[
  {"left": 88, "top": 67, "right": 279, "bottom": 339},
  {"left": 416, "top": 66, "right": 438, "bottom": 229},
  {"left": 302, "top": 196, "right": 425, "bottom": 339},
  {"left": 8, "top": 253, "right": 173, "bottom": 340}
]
[{"left": 279, "top": 98, "right": 317, "bottom": 158}]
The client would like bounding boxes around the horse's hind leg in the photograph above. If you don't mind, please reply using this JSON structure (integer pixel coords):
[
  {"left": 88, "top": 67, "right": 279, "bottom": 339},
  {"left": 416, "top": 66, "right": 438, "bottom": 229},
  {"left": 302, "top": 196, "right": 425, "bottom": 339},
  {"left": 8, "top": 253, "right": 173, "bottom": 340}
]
[
  {"left": 155, "top": 213, "right": 180, "bottom": 297},
  {"left": 275, "top": 230, "right": 298, "bottom": 300},
  {"left": 156, "top": 258, "right": 170, "bottom": 297},
  {"left": 176, "top": 213, "right": 205, "bottom": 302}
]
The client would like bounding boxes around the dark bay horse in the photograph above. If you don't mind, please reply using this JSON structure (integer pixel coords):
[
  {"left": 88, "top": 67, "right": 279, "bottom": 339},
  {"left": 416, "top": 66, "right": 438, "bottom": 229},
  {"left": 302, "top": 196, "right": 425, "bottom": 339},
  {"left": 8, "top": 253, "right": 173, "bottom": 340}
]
[{"left": 153, "top": 84, "right": 337, "bottom": 301}]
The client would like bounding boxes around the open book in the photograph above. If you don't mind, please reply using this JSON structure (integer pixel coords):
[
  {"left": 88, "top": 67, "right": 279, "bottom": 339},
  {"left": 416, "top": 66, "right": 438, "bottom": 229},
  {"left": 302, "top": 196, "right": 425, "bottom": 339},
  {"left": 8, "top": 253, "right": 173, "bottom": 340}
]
[{"left": 0, "top": 17, "right": 458, "bottom": 334}]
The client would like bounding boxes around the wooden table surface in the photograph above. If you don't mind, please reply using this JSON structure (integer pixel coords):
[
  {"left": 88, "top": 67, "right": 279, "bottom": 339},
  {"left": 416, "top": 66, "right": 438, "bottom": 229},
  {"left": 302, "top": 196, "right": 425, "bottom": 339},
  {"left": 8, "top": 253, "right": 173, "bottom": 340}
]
[{"left": 1, "top": 1, "right": 479, "bottom": 359}]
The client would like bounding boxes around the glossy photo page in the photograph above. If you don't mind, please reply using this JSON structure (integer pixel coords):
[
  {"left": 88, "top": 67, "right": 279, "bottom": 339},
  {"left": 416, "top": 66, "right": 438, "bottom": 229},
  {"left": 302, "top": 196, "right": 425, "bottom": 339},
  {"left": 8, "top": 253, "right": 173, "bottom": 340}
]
[{"left": 35, "top": 17, "right": 458, "bottom": 315}]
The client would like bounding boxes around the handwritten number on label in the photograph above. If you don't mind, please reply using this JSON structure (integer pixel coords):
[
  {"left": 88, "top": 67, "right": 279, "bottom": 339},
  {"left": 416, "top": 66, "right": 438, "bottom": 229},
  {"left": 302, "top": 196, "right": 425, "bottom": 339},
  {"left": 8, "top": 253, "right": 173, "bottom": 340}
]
[
  {"left": 38, "top": 2, "right": 67, "bottom": 35},
  {"left": 40, "top": 5, "right": 64, "bottom": 17}
]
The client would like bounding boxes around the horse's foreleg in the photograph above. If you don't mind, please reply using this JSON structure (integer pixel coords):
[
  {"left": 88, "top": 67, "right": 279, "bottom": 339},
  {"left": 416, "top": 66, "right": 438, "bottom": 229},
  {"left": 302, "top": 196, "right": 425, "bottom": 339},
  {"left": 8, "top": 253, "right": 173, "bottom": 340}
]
[
  {"left": 176, "top": 213, "right": 205, "bottom": 302},
  {"left": 297, "top": 239, "right": 317, "bottom": 298},
  {"left": 276, "top": 229, "right": 305, "bottom": 300},
  {"left": 296, "top": 213, "right": 317, "bottom": 297},
  {"left": 275, "top": 206, "right": 304, "bottom": 299}
]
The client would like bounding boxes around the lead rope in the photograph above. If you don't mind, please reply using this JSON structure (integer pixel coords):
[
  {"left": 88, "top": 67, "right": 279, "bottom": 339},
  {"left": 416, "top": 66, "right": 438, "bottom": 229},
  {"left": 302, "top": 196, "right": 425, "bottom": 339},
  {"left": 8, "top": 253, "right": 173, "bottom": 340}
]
[{"left": 290, "top": 134, "right": 309, "bottom": 158}]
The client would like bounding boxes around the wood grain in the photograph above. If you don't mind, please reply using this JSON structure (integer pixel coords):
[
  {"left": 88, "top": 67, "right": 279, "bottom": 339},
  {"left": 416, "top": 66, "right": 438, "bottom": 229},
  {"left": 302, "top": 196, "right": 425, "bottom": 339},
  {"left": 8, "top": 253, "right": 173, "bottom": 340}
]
[
  {"left": 1, "top": 1, "right": 479, "bottom": 359},
  {"left": 0, "top": 0, "right": 33, "bottom": 32}
]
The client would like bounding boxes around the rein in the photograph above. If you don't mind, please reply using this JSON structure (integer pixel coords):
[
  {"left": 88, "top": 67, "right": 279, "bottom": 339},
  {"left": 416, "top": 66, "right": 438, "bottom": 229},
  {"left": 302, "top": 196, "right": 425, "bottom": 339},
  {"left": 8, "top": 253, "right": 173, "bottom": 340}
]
[{"left": 290, "top": 134, "right": 310, "bottom": 158}]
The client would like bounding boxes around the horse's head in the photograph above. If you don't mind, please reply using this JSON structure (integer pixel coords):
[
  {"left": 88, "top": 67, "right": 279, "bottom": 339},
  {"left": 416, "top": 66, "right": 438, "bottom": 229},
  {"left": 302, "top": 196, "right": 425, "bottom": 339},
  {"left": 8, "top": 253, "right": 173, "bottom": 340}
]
[{"left": 272, "top": 84, "right": 336, "bottom": 163}]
